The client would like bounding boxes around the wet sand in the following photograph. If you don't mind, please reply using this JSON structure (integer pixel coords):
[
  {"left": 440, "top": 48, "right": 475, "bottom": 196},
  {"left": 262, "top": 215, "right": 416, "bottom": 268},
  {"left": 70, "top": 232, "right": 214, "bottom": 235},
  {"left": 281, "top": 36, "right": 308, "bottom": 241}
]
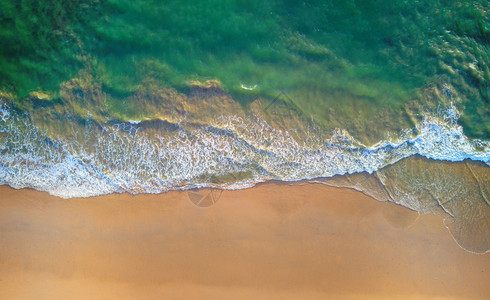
[{"left": 0, "top": 183, "right": 488, "bottom": 299}]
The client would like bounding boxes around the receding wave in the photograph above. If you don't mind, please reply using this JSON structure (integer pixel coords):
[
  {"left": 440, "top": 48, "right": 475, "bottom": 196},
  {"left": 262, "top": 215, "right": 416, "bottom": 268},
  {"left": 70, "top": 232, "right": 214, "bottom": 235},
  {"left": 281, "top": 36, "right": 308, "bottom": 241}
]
[{"left": 0, "top": 98, "right": 488, "bottom": 199}]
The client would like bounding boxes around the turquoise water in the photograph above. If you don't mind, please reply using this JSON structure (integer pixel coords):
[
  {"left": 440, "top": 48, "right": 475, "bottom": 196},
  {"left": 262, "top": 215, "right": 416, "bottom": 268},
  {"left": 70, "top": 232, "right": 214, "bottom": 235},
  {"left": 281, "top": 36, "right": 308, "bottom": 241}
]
[
  {"left": 90, "top": 0, "right": 488, "bottom": 138},
  {"left": 1, "top": 0, "right": 489, "bottom": 191},
  {"left": 1, "top": 0, "right": 488, "bottom": 138}
]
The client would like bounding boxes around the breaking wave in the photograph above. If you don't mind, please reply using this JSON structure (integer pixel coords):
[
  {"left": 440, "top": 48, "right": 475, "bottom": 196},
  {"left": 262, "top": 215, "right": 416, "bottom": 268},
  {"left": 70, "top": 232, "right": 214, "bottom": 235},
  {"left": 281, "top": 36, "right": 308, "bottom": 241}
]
[{"left": 0, "top": 99, "right": 488, "bottom": 199}]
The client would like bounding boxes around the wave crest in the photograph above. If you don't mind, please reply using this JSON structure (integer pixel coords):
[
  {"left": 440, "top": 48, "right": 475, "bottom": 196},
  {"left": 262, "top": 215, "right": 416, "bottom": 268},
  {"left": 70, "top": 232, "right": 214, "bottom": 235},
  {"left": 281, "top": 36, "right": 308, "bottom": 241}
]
[{"left": 0, "top": 98, "right": 488, "bottom": 198}]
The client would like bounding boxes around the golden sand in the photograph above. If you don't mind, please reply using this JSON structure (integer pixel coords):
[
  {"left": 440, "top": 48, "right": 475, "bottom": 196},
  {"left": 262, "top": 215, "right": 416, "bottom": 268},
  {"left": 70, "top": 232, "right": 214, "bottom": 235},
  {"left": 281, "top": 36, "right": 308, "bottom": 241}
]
[{"left": 0, "top": 183, "right": 488, "bottom": 299}]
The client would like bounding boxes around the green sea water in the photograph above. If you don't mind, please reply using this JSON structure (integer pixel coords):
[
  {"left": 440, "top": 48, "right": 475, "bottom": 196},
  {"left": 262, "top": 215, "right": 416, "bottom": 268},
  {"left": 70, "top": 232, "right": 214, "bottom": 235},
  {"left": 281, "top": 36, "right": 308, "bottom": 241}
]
[{"left": 0, "top": 0, "right": 488, "bottom": 140}]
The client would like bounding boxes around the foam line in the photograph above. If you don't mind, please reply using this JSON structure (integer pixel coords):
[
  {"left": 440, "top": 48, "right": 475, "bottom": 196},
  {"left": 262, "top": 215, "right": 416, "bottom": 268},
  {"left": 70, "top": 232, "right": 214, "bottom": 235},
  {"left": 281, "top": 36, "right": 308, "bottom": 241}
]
[{"left": 0, "top": 99, "right": 488, "bottom": 198}]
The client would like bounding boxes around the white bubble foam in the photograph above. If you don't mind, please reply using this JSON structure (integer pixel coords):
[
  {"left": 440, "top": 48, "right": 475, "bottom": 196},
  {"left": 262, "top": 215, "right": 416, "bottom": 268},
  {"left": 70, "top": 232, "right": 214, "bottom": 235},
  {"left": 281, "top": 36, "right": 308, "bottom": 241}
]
[{"left": 0, "top": 99, "right": 488, "bottom": 198}]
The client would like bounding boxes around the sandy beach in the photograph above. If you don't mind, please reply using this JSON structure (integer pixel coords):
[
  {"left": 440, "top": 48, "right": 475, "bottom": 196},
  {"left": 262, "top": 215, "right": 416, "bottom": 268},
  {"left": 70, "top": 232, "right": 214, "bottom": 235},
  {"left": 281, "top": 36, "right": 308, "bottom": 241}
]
[{"left": 0, "top": 183, "right": 488, "bottom": 299}]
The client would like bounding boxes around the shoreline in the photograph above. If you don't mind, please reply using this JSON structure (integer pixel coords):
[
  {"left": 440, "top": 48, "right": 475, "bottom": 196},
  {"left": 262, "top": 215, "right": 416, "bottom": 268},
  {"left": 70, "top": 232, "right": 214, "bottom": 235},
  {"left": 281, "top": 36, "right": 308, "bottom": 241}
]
[{"left": 1, "top": 183, "right": 489, "bottom": 299}]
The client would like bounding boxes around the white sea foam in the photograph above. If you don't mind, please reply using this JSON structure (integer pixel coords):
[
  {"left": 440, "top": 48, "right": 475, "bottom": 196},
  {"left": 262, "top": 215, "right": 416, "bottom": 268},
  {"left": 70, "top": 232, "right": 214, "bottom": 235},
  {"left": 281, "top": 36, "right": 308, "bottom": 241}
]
[
  {"left": 0, "top": 99, "right": 488, "bottom": 198},
  {"left": 240, "top": 84, "right": 257, "bottom": 90}
]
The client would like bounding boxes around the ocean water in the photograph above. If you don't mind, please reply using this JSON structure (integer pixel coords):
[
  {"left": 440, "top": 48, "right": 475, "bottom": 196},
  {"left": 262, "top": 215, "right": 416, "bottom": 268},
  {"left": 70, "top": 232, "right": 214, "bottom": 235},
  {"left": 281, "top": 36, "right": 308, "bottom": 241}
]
[
  {"left": 0, "top": 1, "right": 489, "bottom": 251},
  {"left": 1, "top": 0, "right": 488, "bottom": 138}
]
